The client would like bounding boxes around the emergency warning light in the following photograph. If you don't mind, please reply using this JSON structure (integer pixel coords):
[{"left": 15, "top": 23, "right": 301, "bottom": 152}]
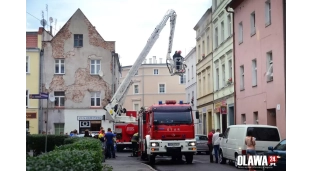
[
  {"left": 165, "top": 100, "right": 176, "bottom": 104},
  {"left": 179, "top": 100, "right": 183, "bottom": 104},
  {"left": 159, "top": 101, "right": 162, "bottom": 105}
]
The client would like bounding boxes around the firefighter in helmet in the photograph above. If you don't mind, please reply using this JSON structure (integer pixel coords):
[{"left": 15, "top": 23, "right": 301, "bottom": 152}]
[{"left": 131, "top": 132, "right": 139, "bottom": 157}]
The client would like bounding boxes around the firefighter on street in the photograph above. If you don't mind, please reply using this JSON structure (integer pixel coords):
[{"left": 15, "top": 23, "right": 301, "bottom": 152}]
[{"left": 131, "top": 132, "right": 139, "bottom": 157}]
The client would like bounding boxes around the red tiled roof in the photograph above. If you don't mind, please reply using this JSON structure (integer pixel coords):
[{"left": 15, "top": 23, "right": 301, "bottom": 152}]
[{"left": 26, "top": 33, "right": 38, "bottom": 48}]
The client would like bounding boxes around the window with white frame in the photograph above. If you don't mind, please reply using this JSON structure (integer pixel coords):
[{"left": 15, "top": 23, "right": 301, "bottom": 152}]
[
  {"left": 54, "top": 123, "right": 65, "bottom": 135},
  {"left": 252, "top": 59, "right": 257, "bottom": 86},
  {"left": 134, "top": 104, "right": 139, "bottom": 111},
  {"left": 134, "top": 85, "right": 139, "bottom": 94},
  {"left": 208, "top": 73, "right": 211, "bottom": 92},
  {"left": 215, "top": 27, "right": 218, "bottom": 48},
  {"left": 222, "top": 64, "right": 225, "bottom": 87},
  {"left": 265, "top": 0, "right": 271, "bottom": 25},
  {"left": 253, "top": 112, "right": 259, "bottom": 124},
  {"left": 153, "top": 69, "right": 159, "bottom": 75},
  {"left": 74, "top": 34, "right": 83, "bottom": 47},
  {"left": 202, "top": 41, "right": 205, "bottom": 56},
  {"left": 266, "top": 51, "right": 273, "bottom": 82},
  {"left": 54, "top": 91, "right": 65, "bottom": 107},
  {"left": 26, "top": 90, "right": 29, "bottom": 108},
  {"left": 188, "top": 93, "right": 190, "bottom": 103},
  {"left": 216, "top": 68, "right": 219, "bottom": 90},
  {"left": 207, "top": 36, "right": 210, "bottom": 53},
  {"left": 198, "top": 45, "right": 201, "bottom": 60},
  {"left": 250, "top": 12, "right": 256, "bottom": 35},
  {"left": 203, "top": 76, "right": 206, "bottom": 94},
  {"left": 241, "top": 114, "right": 246, "bottom": 124},
  {"left": 180, "top": 74, "right": 186, "bottom": 84},
  {"left": 90, "top": 91, "right": 101, "bottom": 107},
  {"left": 240, "top": 65, "right": 245, "bottom": 90},
  {"left": 228, "top": 15, "right": 232, "bottom": 36},
  {"left": 239, "top": 22, "right": 243, "bottom": 43},
  {"left": 191, "top": 65, "right": 194, "bottom": 79},
  {"left": 26, "top": 56, "right": 29, "bottom": 73},
  {"left": 221, "top": 21, "right": 224, "bottom": 42},
  {"left": 90, "top": 60, "right": 101, "bottom": 75},
  {"left": 159, "top": 84, "right": 165, "bottom": 93},
  {"left": 188, "top": 68, "right": 190, "bottom": 81},
  {"left": 228, "top": 60, "right": 232, "bottom": 80},
  {"left": 55, "top": 59, "right": 65, "bottom": 74}
]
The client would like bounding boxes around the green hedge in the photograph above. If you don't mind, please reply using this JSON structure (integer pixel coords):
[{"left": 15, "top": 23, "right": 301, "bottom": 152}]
[
  {"left": 27, "top": 137, "right": 112, "bottom": 171},
  {"left": 27, "top": 134, "right": 68, "bottom": 156}
]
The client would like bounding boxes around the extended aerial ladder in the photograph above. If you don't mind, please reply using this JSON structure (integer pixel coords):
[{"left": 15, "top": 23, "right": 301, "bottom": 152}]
[{"left": 104, "top": 9, "right": 187, "bottom": 121}]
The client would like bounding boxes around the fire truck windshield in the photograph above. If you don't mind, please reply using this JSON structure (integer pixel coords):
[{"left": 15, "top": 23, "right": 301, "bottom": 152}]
[{"left": 153, "top": 111, "right": 192, "bottom": 125}]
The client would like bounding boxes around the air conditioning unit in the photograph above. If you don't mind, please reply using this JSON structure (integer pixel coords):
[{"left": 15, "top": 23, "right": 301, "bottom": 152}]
[{"left": 80, "top": 121, "right": 91, "bottom": 128}]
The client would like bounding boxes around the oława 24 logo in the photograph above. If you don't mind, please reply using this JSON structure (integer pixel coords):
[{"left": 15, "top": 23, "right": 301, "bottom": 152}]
[{"left": 237, "top": 155, "right": 278, "bottom": 169}]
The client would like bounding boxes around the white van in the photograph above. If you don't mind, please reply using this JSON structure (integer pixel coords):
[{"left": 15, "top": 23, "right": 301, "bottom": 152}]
[{"left": 218, "top": 124, "right": 281, "bottom": 168}]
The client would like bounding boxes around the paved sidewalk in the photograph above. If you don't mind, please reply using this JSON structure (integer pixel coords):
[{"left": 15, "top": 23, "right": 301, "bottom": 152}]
[{"left": 103, "top": 152, "right": 155, "bottom": 171}]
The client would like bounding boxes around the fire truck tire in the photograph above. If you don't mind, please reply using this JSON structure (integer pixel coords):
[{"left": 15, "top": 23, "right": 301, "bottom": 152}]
[
  {"left": 148, "top": 155, "right": 156, "bottom": 165},
  {"left": 185, "top": 154, "right": 193, "bottom": 164}
]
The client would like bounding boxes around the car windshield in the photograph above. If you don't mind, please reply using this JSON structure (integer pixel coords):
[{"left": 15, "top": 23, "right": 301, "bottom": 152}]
[
  {"left": 274, "top": 139, "right": 286, "bottom": 151},
  {"left": 196, "top": 135, "right": 208, "bottom": 141},
  {"left": 154, "top": 111, "right": 192, "bottom": 125}
]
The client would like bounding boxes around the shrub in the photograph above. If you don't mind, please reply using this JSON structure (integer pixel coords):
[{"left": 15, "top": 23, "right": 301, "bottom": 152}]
[
  {"left": 27, "top": 135, "right": 68, "bottom": 156},
  {"left": 26, "top": 149, "right": 102, "bottom": 171},
  {"left": 64, "top": 137, "right": 80, "bottom": 144}
]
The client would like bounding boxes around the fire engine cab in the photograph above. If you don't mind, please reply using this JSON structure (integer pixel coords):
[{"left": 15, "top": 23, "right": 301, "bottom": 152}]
[{"left": 138, "top": 100, "right": 199, "bottom": 164}]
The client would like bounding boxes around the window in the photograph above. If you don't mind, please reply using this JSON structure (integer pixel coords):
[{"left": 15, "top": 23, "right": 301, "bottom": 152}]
[
  {"left": 192, "top": 91, "right": 194, "bottom": 101},
  {"left": 198, "top": 45, "right": 201, "bottom": 60},
  {"left": 26, "top": 90, "right": 29, "bottom": 108},
  {"left": 55, "top": 91, "right": 65, "bottom": 107},
  {"left": 90, "top": 91, "right": 101, "bottom": 107},
  {"left": 202, "top": 41, "right": 205, "bottom": 56},
  {"left": 241, "top": 114, "right": 246, "bottom": 124},
  {"left": 188, "top": 93, "right": 190, "bottom": 102},
  {"left": 54, "top": 123, "right": 65, "bottom": 135},
  {"left": 55, "top": 59, "right": 65, "bottom": 74},
  {"left": 214, "top": 27, "right": 218, "bottom": 48},
  {"left": 203, "top": 76, "right": 206, "bottom": 94},
  {"left": 26, "top": 121, "right": 29, "bottom": 132},
  {"left": 159, "top": 58, "right": 162, "bottom": 63},
  {"left": 153, "top": 69, "right": 159, "bottom": 75},
  {"left": 253, "top": 111, "right": 259, "bottom": 124},
  {"left": 228, "top": 15, "right": 232, "bottom": 36},
  {"left": 134, "top": 85, "right": 139, "bottom": 94},
  {"left": 191, "top": 65, "right": 194, "bottom": 79},
  {"left": 207, "top": 36, "right": 210, "bottom": 53},
  {"left": 198, "top": 79, "right": 201, "bottom": 96},
  {"left": 223, "top": 128, "right": 230, "bottom": 138},
  {"left": 239, "top": 22, "right": 243, "bottom": 43},
  {"left": 196, "top": 135, "right": 208, "bottom": 141},
  {"left": 252, "top": 59, "right": 257, "bottom": 86},
  {"left": 159, "top": 84, "right": 165, "bottom": 93},
  {"left": 216, "top": 68, "right": 219, "bottom": 90},
  {"left": 26, "top": 56, "right": 29, "bottom": 73},
  {"left": 274, "top": 140, "right": 286, "bottom": 151},
  {"left": 228, "top": 60, "right": 232, "bottom": 80},
  {"left": 208, "top": 73, "right": 211, "bottom": 92},
  {"left": 154, "top": 111, "right": 192, "bottom": 124},
  {"left": 134, "top": 104, "right": 139, "bottom": 111},
  {"left": 250, "top": 12, "right": 256, "bottom": 35},
  {"left": 74, "top": 34, "right": 83, "bottom": 47},
  {"left": 187, "top": 68, "right": 190, "bottom": 81},
  {"left": 265, "top": 0, "right": 271, "bottom": 26},
  {"left": 221, "top": 21, "right": 224, "bottom": 42},
  {"left": 180, "top": 74, "right": 186, "bottom": 84},
  {"left": 240, "top": 65, "right": 245, "bottom": 90},
  {"left": 246, "top": 127, "right": 280, "bottom": 141},
  {"left": 222, "top": 64, "right": 225, "bottom": 87},
  {"left": 266, "top": 51, "right": 273, "bottom": 82},
  {"left": 90, "top": 59, "right": 101, "bottom": 75}
]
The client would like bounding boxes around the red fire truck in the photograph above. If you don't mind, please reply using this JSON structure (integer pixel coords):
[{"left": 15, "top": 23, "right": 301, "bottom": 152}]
[
  {"left": 138, "top": 100, "right": 199, "bottom": 165},
  {"left": 114, "top": 111, "right": 138, "bottom": 151}
]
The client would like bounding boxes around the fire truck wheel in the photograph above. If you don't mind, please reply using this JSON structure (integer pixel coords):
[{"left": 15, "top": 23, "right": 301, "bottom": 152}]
[
  {"left": 148, "top": 155, "right": 156, "bottom": 165},
  {"left": 185, "top": 154, "right": 193, "bottom": 164}
]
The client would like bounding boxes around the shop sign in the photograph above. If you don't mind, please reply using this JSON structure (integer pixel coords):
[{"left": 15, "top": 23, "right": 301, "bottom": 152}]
[
  {"left": 77, "top": 116, "right": 102, "bottom": 120},
  {"left": 26, "top": 113, "right": 37, "bottom": 119},
  {"left": 220, "top": 106, "right": 227, "bottom": 114}
]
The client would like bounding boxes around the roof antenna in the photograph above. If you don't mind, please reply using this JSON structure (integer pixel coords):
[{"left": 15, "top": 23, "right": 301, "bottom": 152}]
[{"left": 40, "top": 11, "right": 47, "bottom": 29}]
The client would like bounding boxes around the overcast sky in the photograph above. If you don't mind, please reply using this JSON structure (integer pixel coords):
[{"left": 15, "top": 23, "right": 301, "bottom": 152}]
[{"left": 26, "top": 0, "right": 212, "bottom": 66}]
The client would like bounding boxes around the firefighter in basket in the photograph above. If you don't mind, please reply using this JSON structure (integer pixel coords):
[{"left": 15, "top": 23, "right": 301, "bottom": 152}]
[{"left": 131, "top": 132, "right": 139, "bottom": 157}]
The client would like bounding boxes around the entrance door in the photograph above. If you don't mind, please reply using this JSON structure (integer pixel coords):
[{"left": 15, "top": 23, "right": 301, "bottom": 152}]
[
  {"left": 222, "top": 114, "right": 227, "bottom": 133},
  {"left": 203, "top": 113, "right": 207, "bottom": 135},
  {"left": 229, "top": 106, "right": 234, "bottom": 125},
  {"left": 208, "top": 112, "right": 212, "bottom": 133}
]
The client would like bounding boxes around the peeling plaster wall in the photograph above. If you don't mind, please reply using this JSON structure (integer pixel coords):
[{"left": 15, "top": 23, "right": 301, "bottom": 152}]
[{"left": 41, "top": 10, "right": 119, "bottom": 133}]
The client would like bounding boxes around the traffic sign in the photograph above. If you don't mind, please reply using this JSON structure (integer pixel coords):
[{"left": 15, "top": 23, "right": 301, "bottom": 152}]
[{"left": 29, "top": 92, "right": 49, "bottom": 99}]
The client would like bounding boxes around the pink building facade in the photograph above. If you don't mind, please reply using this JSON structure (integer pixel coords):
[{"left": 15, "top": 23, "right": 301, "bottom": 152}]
[{"left": 228, "top": 0, "right": 286, "bottom": 139}]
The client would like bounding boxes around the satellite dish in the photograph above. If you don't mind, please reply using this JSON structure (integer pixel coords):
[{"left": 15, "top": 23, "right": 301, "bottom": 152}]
[
  {"left": 98, "top": 70, "right": 104, "bottom": 77},
  {"left": 45, "top": 83, "right": 49, "bottom": 89},
  {"left": 49, "top": 92, "right": 55, "bottom": 102},
  {"left": 49, "top": 17, "right": 53, "bottom": 24},
  {"left": 40, "top": 19, "right": 47, "bottom": 27}
]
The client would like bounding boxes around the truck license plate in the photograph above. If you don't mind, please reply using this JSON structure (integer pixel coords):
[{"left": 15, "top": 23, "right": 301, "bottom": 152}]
[{"left": 168, "top": 143, "right": 180, "bottom": 146}]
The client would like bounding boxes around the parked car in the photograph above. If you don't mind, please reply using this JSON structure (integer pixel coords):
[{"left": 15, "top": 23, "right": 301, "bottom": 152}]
[
  {"left": 218, "top": 124, "right": 281, "bottom": 168},
  {"left": 262, "top": 139, "right": 286, "bottom": 171},
  {"left": 195, "top": 134, "right": 209, "bottom": 154}
]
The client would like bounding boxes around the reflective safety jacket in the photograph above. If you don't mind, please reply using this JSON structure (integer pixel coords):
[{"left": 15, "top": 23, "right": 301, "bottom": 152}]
[{"left": 131, "top": 133, "right": 139, "bottom": 142}]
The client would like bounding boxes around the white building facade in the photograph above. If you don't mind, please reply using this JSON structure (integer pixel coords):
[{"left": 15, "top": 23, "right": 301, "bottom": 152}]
[
  {"left": 212, "top": 0, "right": 235, "bottom": 133},
  {"left": 184, "top": 47, "right": 198, "bottom": 134}
]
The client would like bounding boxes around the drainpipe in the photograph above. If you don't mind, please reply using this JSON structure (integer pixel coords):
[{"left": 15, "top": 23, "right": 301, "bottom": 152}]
[
  {"left": 225, "top": 3, "right": 236, "bottom": 124},
  {"left": 39, "top": 48, "right": 44, "bottom": 133},
  {"left": 283, "top": 0, "right": 286, "bottom": 106}
]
